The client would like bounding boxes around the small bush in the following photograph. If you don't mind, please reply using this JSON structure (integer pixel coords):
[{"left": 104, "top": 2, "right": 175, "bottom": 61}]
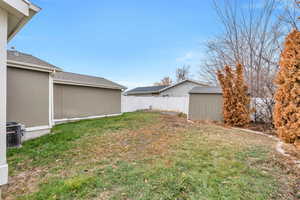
[
  {"left": 177, "top": 112, "right": 187, "bottom": 118},
  {"left": 217, "top": 64, "right": 251, "bottom": 127}
]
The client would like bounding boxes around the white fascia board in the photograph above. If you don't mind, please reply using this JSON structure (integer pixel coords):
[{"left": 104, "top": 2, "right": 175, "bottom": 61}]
[
  {"left": 4, "top": 0, "right": 41, "bottom": 41},
  {"left": 54, "top": 80, "right": 123, "bottom": 90},
  {"left": 1, "top": 0, "right": 29, "bottom": 16},
  {"left": 7, "top": 60, "right": 57, "bottom": 73}
]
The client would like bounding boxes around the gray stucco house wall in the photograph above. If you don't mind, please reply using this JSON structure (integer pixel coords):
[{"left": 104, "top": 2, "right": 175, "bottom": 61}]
[
  {"left": 6, "top": 50, "right": 60, "bottom": 140},
  {"left": 53, "top": 72, "right": 126, "bottom": 123},
  {"left": 54, "top": 84, "right": 122, "bottom": 120},
  {"left": 7, "top": 67, "right": 50, "bottom": 128},
  {"left": 6, "top": 50, "right": 126, "bottom": 139}
]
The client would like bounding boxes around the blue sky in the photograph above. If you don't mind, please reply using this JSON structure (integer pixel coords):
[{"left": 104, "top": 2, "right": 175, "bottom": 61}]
[{"left": 9, "top": 0, "right": 221, "bottom": 88}]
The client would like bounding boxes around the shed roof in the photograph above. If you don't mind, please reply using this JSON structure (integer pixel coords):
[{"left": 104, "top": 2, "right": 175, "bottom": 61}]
[
  {"left": 124, "top": 85, "right": 168, "bottom": 95},
  {"left": 7, "top": 50, "right": 61, "bottom": 71},
  {"left": 189, "top": 86, "right": 222, "bottom": 94},
  {"left": 54, "top": 71, "right": 126, "bottom": 90}
]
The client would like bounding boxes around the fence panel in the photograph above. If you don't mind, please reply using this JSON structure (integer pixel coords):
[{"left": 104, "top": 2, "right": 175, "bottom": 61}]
[{"left": 122, "top": 96, "right": 189, "bottom": 114}]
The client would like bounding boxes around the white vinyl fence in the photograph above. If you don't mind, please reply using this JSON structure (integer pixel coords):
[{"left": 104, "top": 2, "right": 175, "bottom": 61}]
[{"left": 122, "top": 96, "right": 189, "bottom": 114}]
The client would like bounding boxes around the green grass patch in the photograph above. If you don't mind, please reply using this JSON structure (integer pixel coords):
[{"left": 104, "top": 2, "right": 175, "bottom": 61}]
[
  {"left": 8, "top": 112, "right": 159, "bottom": 175},
  {"left": 20, "top": 132, "right": 278, "bottom": 200}
]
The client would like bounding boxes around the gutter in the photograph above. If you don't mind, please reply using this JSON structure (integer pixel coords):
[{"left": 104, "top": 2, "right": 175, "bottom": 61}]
[
  {"left": 54, "top": 80, "right": 125, "bottom": 90},
  {"left": 7, "top": 60, "right": 62, "bottom": 73}
]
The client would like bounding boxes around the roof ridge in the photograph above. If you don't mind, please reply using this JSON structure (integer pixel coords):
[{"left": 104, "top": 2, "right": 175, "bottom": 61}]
[{"left": 54, "top": 71, "right": 127, "bottom": 90}]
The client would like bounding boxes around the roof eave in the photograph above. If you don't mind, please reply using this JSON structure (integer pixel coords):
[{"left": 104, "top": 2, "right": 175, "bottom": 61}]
[
  {"left": 5, "top": 1, "right": 41, "bottom": 42},
  {"left": 125, "top": 91, "right": 160, "bottom": 95},
  {"left": 159, "top": 79, "right": 209, "bottom": 93},
  {"left": 7, "top": 59, "right": 61, "bottom": 72},
  {"left": 54, "top": 80, "right": 124, "bottom": 90}
]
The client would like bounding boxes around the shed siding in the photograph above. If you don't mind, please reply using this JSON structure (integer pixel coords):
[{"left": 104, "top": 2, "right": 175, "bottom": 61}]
[
  {"left": 188, "top": 94, "right": 223, "bottom": 121},
  {"left": 7, "top": 67, "right": 50, "bottom": 127},
  {"left": 160, "top": 82, "right": 203, "bottom": 97},
  {"left": 54, "top": 84, "right": 121, "bottom": 119}
]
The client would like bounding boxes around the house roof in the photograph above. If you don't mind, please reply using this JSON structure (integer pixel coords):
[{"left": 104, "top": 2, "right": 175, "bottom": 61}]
[
  {"left": 159, "top": 79, "right": 209, "bottom": 93},
  {"left": 125, "top": 79, "right": 210, "bottom": 95},
  {"left": 124, "top": 85, "right": 168, "bottom": 95},
  {"left": 54, "top": 71, "right": 127, "bottom": 90},
  {"left": 7, "top": 50, "right": 62, "bottom": 72},
  {"left": 1, "top": 0, "right": 41, "bottom": 41},
  {"left": 189, "top": 86, "right": 223, "bottom": 94}
]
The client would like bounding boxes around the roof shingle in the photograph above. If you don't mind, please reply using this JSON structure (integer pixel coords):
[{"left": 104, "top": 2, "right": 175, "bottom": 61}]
[
  {"left": 125, "top": 85, "right": 168, "bottom": 95},
  {"left": 54, "top": 71, "right": 126, "bottom": 90},
  {"left": 7, "top": 50, "right": 61, "bottom": 71}
]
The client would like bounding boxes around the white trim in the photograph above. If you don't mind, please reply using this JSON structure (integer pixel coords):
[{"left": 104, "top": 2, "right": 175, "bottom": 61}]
[
  {"left": 23, "top": 126, "right": 51, "bottom": 141},
  {"left": 54, "top": 113, "right": 122, "bottom": 124},
  {"left": 25, "top": 125, "right": 51, "bottom": 132},
  {"left": 49, "top": 74, "right": 54, "bottom": 128},
  {"left": 0, "top": 164, "right": 8, "bottom": 185},
  {"left": 2, "top": 0, "right": 29, "bottom": 16},
  {"left": 7, "top": 60, "right": 60, "bottom": 73},
  {"left": 5, "top": 0, "right": 41, "bottom": 41},
  {"left": 0, "top": 8, "right": 8, "bottom": 186},
  {"left": 187, "top": 94, "right": 190, "bottom": 120},
  {"left": 54, "top": 80, "right": 124, "bottom": 90}
]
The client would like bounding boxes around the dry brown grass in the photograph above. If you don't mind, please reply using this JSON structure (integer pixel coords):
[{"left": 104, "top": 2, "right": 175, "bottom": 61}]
[{"left": 3, "top": 112, "right": 300, "bottom": 200}]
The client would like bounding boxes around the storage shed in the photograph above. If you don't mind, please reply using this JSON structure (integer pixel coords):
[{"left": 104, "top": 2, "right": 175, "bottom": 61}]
[
  {"left": 188, "top": 87, "right": 223, "bottom": 121},
  {"left": 53, "top": 72, "right": 126, "bottom": 124}
]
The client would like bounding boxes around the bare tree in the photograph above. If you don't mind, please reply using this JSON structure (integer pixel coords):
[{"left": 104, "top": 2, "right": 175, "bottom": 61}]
[
  {"left": 154, "top": 76, "right": 173, "bottom": 86},
  {"left": 176, "top": 65, "right": 190, "bottom": 82},
  {"left": 198, "top": 0, "right": 298, "bottom": 123},
  {"left": 278, "top": 0, "right": 300, "bottom": 29}
]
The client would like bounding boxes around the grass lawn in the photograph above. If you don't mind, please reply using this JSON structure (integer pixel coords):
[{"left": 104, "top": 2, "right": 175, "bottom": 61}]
[{"left": 3, "top": 112, "right": 299, "bottom": 200}]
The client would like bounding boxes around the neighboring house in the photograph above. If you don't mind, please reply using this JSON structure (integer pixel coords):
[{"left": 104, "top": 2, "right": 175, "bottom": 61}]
[
  {"left": 7, "top": 50, "right": 62, "bottom": 140},
  {"left": 124, "top": 79, "right": 209, "bottom": 97},
  {"left": 53, "top": 72, "right": 126, "bottom": 123},
  {"left": 6, "top": 50, "right": 126, "bottom": 139},
  {"left": 124, "top": 85, "right": 168, "bottom": 96},
  {"left": 188, "top": 86, "right": 223, "bottom": 121},
  {"left": 0, "top": 0, "right": 40, "bottom": 186}
]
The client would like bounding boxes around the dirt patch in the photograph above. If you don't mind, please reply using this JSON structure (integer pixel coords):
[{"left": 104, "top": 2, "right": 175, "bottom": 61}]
[
  {"left": 283, "top": 143, "right": 300, "bottom": 161},
  {"left": 3, "top": 167, "right": 48, "bottom": 200},
  {"left": 79, "top": 114, "right": 191, "bottom": 165}
]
